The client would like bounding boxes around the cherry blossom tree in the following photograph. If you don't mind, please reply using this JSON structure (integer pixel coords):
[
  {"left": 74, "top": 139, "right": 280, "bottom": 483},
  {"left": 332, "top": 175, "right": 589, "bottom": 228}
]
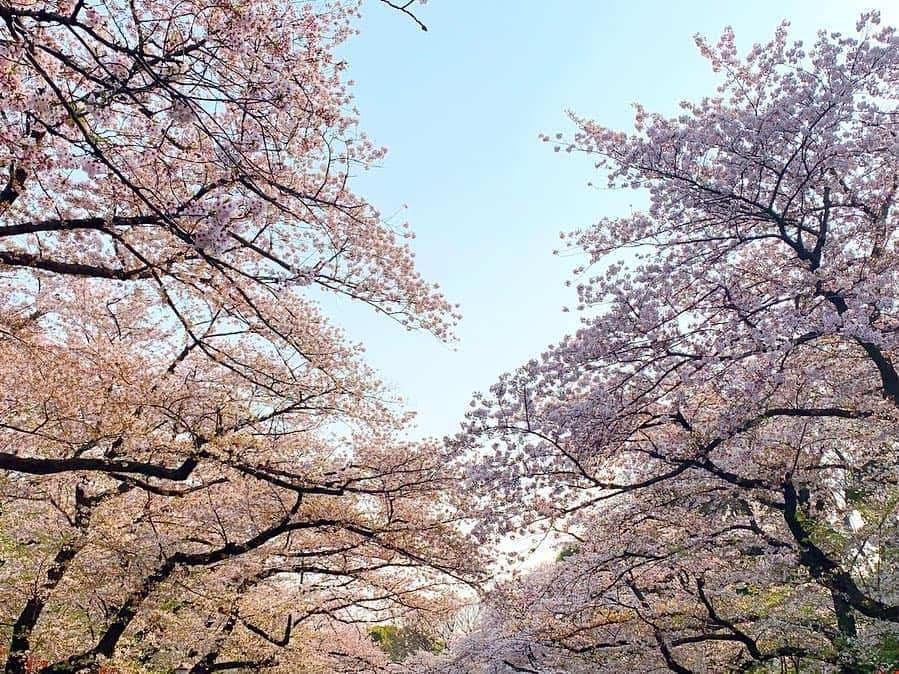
[
  {"left": 454, "top": 14, "right": 899, "bottom": 674},
  {"left": 0, "top": 0, "right": 479, "bottom": 672}
]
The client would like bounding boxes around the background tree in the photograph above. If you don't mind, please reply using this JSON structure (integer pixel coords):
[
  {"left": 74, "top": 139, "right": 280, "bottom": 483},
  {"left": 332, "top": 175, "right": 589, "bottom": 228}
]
[
  {"left": 450, "top": 14, "right": 899, "bottom": 674},
  {"left": 0, "top": 0, "right": 480, "bottom": 672}
]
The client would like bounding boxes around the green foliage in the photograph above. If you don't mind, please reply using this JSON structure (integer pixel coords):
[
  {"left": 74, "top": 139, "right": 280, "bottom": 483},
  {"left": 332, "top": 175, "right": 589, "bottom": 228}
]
[
  {"left": 555, "top": 544, "right": 581, "bottom": 562},
  {"left": 846, "top": 486, "right": 874, "bottom": 505},
  {"left": 866, "top": 633, "right": 899, "bottom": 673},
  {"left": 157, "top": 599, "right": 187, "bottom": 613},
  {"left": 0, "top": 533, "right": 30, "bottom": 560},
  {"left": 368, "top": 624, "right": 443, "bottom": 662}
]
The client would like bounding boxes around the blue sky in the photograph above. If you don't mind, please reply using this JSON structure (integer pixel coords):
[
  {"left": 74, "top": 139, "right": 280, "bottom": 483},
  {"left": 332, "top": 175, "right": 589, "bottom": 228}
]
[{"left": 328, "top": 0, "right": 899, "bottom": 440}]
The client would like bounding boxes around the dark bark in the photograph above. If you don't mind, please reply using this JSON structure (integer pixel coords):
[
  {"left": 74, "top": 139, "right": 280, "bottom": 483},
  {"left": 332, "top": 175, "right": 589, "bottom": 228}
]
[{"left": 0, "top": 453, "right": 197, "bottom": 481}]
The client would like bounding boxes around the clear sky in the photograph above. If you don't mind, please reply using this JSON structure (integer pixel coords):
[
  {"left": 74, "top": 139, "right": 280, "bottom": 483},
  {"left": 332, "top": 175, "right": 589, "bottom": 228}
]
[{"left": 326, "top": 0, "right": 899, "bottom": 441}]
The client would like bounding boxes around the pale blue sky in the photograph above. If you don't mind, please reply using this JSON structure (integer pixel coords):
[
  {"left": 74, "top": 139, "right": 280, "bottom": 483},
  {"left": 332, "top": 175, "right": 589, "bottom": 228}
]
[{"left": 328, "top": 0, "right": 899, "bottom": 440}]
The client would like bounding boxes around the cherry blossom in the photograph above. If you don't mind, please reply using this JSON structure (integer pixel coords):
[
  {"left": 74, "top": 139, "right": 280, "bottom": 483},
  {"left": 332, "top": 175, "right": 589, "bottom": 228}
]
[
  {"left": 0, "top": 1, "right": 477, "bottom": 672},
  {"left": 453, "top": 14, "right": 899, "bottom": 673}
]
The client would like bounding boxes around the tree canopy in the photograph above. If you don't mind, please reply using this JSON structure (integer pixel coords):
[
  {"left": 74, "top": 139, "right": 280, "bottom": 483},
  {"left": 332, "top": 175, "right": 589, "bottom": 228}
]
[
  {"left": 433, "top": 14, "right": 899, "bottom": 674},
  {"left": 0, "top": 0, "right": 478, "bottom": 672}
]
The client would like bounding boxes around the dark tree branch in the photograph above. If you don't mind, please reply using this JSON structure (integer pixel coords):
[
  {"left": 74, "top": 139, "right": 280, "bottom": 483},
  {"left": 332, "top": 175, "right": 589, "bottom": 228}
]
[
  {"left": 378, "top": 0, "right": 427, "bottom": 31},
  {"left": 0, "top": 453, "right": 197, "bottom": 481}
]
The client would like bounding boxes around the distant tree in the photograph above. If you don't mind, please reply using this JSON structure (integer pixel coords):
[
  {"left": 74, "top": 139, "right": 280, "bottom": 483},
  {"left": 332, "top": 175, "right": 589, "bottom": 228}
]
[
  {"left": 368, "top": 604, "right": 482, "bottom": 664},
  {"left": 0, "top": 0, "right": 477, "bottom": 672},
  {"left": 451, "top": 14, "right": 899, "bottom": 674},
  {"left": 369, "top": 624, "right": 443, "bottom": 662}
]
